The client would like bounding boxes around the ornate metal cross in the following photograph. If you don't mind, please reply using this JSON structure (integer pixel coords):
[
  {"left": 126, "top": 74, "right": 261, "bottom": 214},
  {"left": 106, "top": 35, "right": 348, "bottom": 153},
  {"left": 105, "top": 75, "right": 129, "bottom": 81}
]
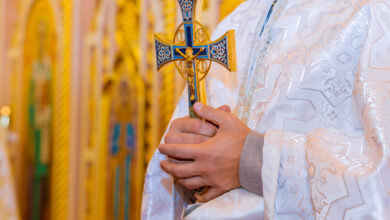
[{"left": 155, "top": 0, "right": 236, "bottom": 118}]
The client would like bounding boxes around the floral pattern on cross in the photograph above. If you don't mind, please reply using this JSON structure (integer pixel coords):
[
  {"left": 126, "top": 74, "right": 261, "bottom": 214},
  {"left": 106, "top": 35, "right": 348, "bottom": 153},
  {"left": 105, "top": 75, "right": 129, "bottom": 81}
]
[
  {"left": 210, "top": 38, "right": 228, "bottom": 66},
  {"left": 155, "top": 40, "right": 172, "bottom": 67},
  {"left": 178, "top": 0, "right": 194, "bottom": 21}
]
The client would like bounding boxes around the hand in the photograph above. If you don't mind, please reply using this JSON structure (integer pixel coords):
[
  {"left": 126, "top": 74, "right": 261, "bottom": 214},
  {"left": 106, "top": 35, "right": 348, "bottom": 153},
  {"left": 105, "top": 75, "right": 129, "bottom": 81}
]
[
  {"left": 159, "top": 103, "right": 251, "bottom": 202},
  {"left": 164, "top": 105, "right": 231, "bottom": 146}
]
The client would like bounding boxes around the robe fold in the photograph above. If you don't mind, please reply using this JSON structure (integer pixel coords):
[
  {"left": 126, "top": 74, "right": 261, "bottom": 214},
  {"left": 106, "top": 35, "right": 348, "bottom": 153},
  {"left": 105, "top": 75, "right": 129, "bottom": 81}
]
[{"left": 142, "top": 0, "right": 390, "bottom": 219}]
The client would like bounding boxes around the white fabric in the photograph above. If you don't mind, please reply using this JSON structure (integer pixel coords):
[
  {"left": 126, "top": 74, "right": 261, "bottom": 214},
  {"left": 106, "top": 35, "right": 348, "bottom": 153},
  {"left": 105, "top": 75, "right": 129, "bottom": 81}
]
[
  {"left": 184, "top": 189, "right": 264, "bottom": 220},
  {"left": 142, "top": 0, "right": 390, "bottom": 219},
  {"left": 0, "top": 129, "right": 20, "bottom": 220}
]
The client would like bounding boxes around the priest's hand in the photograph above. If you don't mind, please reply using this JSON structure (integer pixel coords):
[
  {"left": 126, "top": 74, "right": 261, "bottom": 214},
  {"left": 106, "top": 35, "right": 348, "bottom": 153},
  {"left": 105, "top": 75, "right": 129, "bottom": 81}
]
[
  {"left": 163, "top": 105, "right": 231, "bottom": 146},
  {"left": 159, "top": 102, "right": 251, "bottom": 203}
]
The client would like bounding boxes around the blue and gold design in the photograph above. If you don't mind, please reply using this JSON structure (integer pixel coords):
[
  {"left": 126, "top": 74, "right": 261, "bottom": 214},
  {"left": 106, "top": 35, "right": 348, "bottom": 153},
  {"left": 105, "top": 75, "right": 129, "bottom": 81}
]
[
  {"left": 155, "top": 40, "right": 173, "bottom": 69},
  {"left": 156, "top": 32, "right": 235, "bottom": 71},
  {"left": 155, "top": 0, "right": 236, "bottom": 118},
  {"left": 209, "top": 35, "right": 228, "bottom": 66},
  {"left": 178, "top": 0, "right": 195, "bottom": 22}
]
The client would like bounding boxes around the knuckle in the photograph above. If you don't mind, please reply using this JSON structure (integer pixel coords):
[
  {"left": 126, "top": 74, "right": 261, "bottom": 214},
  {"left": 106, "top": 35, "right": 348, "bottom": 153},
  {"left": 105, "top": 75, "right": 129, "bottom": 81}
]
[
  {"left": 160, "top": 161, "right": 166, "bottom": 169},
  {"left": 158, "top": 144, "right": 166, "bottom": 153},
  {"left": 161, "top": 161, "right": 170, "bottom": 173},
  {"left": 175, "top": 167, "right": 186, "bottom": 178},
  {"left": 170, "top": 120, "right": 178, "bottom": 129},
  {"left": 201, "top": 149, "right": 214, "bottom": 161},
  {"left": 224, "top": 116, "right": 234, "bottom": 125},
  {"left": 206, "top": 166, "right": 216, "bottom": 177},
  {"left": 171, "top": 117, "right": 183, "bottom": 129},
  {"left": 164, "top": 133, "right": 175, "bottom": 144},
  {"left": 164, "top": 134, "right": 171, "bottom": 143},
  {"left": 171, "top": 168, "right": 179, "bottom": 178},
  {"left": 198, "top": 152, "right": 208, "bottom": 162},
  {"left": 229, "top": 114, "right": 239, "bottom": 124}
]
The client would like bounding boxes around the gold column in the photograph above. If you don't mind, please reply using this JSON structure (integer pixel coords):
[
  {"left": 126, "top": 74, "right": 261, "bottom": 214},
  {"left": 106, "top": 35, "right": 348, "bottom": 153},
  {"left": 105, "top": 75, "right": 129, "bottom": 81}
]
[
  {"left": 159, "top": 0, "right": 177, "bottom": 132},
  {"left": 112, "top": 0, "right": 145, "bottom": 218},
  {"left": 0, "top": 0, "right": 5, "bottom": 107},
  {"left": 51, "top": 0, "right": 73, "bottom": 219},
  {"left": 145, "top": 10, "right": 159, "bottom": 162},
  {"left": 77, "top": 1, "right": 117, "bottom": 219}
]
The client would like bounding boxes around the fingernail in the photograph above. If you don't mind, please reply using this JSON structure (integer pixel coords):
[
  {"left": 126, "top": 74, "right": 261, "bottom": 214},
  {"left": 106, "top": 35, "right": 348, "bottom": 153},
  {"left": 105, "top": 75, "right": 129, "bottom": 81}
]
[{"left": 194, "top": 102, "right": 203, "bottom": 111}]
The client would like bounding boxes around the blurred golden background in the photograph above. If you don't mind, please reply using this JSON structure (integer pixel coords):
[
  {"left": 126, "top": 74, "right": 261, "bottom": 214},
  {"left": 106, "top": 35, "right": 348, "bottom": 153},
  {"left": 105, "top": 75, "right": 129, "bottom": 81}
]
[{"left": 0, "top": 0, "right": 243, "bottom": 219}]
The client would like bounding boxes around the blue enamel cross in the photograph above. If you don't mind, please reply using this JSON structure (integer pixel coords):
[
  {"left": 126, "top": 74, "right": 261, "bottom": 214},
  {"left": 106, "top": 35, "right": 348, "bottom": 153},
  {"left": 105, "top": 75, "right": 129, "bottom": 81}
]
[{"left": 155, "top": 0, "right": 236, "bottom": 118}]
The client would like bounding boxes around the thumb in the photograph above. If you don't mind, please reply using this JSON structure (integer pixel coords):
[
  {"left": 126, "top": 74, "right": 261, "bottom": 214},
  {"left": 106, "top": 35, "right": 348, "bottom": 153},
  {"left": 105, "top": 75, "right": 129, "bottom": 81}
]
[
  {"left": 217, "top": 105, "right": 231, "bottom": 113},
  {"left": 193, "top": 102, "right": 229, "bottom": 127}
]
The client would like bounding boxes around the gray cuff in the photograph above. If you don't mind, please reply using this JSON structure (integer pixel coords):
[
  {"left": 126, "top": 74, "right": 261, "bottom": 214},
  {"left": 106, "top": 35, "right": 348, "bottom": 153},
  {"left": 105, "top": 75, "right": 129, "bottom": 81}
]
[{"left": 239, "top": 130, "right": 264, "bottom": 196}]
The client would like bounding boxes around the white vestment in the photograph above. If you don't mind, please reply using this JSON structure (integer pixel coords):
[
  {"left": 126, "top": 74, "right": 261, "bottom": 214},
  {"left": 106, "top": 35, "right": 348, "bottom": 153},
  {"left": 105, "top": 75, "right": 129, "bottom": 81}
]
[
  {"left": 142, "top": 0, "right": 390, "bottom": 219},
  {"left": 0, "top": 129, "right": 19, "bottom": 220}
]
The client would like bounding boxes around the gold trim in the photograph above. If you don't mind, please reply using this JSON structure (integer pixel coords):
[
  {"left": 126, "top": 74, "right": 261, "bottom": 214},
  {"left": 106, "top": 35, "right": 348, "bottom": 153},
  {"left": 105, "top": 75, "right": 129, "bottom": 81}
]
[{"left": 227, "top": 30, "right": 237, "bottom": 72}]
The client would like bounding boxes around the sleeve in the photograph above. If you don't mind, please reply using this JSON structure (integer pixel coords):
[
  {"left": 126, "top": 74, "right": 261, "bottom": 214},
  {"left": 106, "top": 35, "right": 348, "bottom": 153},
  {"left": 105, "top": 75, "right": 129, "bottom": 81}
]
[
  {"left": 239, "top": 130, "right": 264, "bottom": 196},
  {"left": 261, "top": 2, "right": 390, "bottom": 219},
  {"left": 141, "top": 91, "right": 189, "bottom": 220}
]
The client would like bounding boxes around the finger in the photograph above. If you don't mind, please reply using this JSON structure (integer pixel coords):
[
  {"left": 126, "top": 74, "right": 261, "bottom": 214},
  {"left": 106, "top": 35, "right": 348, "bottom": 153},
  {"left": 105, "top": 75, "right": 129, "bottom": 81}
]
[
  {"left": 170, "top": 117, "right": 218, "bottom": 137},
  {"left": 217, "top": 105, "right": 231, "bottom": 113},
  {"left": 160, "top": 160, "right": 199, "bottom": 179},
  {"left": 164, "top": 132, "right": 210, "bottom": 144},
  {"left": 159, "top": 143, "right": 199, "bottom": 160},
  {"left": 176, "top": 176, "right": 205, "bottom": 190},
  {"left": 193, "top": 102, "right": 230, "bottom": 127},
  {"left": 194, "top": 187, "right": 221, "bottom": 203}
]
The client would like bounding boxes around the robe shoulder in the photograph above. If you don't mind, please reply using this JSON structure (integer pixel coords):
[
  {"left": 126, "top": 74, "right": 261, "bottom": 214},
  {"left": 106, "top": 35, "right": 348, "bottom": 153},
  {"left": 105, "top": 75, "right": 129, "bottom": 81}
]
[{"left": 211, "top": 0, "right": 265, "bottom": 41}]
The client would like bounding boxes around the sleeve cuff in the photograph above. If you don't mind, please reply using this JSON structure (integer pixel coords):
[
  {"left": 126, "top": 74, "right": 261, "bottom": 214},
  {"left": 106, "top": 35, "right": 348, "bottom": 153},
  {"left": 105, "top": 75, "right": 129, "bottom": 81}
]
[{"left": 239, "top": 130, "right": 264, "bottom": 196}]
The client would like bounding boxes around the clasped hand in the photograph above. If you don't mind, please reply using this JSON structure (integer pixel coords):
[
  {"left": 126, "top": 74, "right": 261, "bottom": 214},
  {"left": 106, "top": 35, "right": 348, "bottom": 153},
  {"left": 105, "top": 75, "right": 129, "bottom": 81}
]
[{"left": 159, "top": 102, "right": 250, "bottom": 202}]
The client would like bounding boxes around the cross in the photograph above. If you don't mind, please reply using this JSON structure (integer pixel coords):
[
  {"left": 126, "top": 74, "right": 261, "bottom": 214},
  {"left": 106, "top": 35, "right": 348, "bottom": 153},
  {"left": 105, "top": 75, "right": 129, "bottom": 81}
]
[{"left": 155, "top": 0, "right": 236, "bottom": 118}]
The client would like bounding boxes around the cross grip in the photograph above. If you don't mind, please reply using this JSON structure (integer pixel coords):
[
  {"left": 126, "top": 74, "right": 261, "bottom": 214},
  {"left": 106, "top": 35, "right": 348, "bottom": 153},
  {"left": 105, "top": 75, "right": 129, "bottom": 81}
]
[{"left": 154, "top": 30, "right": 237, "bottom": 73}]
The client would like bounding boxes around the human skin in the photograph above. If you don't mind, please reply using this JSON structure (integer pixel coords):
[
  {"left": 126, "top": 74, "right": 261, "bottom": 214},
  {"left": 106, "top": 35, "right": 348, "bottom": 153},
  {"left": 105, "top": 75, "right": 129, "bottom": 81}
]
[{"left": 159, "top": 102, "right": 251, "bottom": 202}]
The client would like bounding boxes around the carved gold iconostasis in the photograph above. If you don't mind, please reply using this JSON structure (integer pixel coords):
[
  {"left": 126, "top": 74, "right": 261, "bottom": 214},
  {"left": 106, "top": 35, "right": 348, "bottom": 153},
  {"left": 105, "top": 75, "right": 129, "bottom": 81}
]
[{"left": 0, "top": 0, "right": 244, "bottom": 219}]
